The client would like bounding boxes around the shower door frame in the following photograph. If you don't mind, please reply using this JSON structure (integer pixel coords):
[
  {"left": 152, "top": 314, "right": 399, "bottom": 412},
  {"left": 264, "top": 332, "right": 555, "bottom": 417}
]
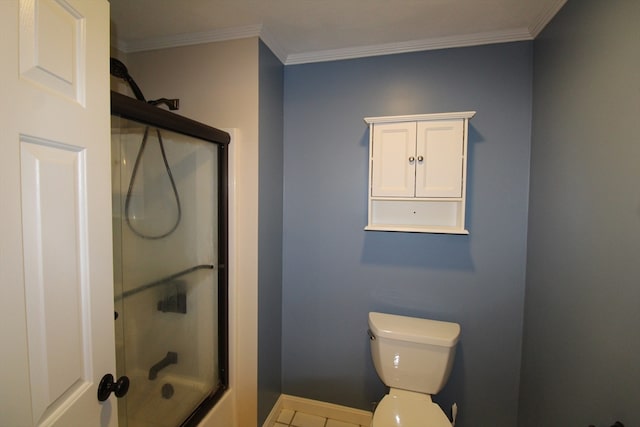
[{"left": 110, "top": 91, "right": 230, "bottom": 426}]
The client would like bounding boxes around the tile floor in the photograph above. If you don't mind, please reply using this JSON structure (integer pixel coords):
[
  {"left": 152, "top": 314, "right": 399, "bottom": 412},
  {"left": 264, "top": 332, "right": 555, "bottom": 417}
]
[{"left": 271, "top": 408, "right": 368, "bottom": 427}]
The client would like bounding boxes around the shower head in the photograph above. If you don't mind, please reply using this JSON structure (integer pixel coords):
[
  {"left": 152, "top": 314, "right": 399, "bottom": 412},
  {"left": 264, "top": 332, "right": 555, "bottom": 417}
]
[
  {"left": 109, "top": 57, "right": 130, "bottom": 80},
  {"left": 110, "top": 57, "right": 146, "bottom": 102}
]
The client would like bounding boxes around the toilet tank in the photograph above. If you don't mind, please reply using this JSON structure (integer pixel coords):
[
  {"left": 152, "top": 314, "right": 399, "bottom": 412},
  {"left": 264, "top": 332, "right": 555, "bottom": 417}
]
[{"left": 368, "top": 312, "right": 460, "bottom": 395}]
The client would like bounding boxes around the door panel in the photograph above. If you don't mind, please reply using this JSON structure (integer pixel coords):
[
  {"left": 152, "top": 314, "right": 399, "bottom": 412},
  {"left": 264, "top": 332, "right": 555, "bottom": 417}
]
[
  {"left": 20, "top": 138, "right": 91, "bottom": 424},
  {"left": 416, "top": 120, "right": 463, "bottom": 198},
  {"left": 0, "top": 1, "right": 114, "bottom": 426},
  {"left": 20, "top": 0, "right": 86, "bottom": 101},
  {"left": 371, "top": 122, "right": 417, "bottom": 197}
]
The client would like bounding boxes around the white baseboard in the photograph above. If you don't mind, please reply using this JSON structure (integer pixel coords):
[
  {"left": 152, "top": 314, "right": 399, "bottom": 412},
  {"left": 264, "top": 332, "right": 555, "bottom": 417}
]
[
  {"left": 262, "top": 394, "right": 285, "bottom": 426},
  {"left": 262, "top": 394, "right": 373, "bottom": 427}
]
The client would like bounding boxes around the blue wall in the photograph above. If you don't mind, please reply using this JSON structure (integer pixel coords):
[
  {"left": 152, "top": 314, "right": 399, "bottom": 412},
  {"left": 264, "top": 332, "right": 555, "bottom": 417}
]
[
  {"left": 282, "top": 42, "right": 532, "bottom": 426},
  {"left": 520, "top": 1, "right": 640, "bottom": 425},
  {"left": 258, "top": 40, "right": 284, "bottom": 424}
]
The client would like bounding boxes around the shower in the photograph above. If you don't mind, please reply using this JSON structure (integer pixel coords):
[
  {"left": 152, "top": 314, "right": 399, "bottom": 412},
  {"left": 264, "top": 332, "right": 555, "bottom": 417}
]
[
  {"left": 110, "top": 58, "right": 146, "bottom": 102},
  {"left": 110, "top": 59, "right": 230, "bottom": 427},
  {"left": 110, "top": 58, "right": 181, "bottom": 240}
]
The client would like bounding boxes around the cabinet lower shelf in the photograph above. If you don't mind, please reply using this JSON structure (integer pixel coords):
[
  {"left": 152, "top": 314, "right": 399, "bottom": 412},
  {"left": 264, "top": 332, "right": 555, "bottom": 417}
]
[
  {"left": 365, "top": 224, "right": 469, "bottom": 234},
  {"left": 367, "top": 198, "right": 467, "bottom": 234}
]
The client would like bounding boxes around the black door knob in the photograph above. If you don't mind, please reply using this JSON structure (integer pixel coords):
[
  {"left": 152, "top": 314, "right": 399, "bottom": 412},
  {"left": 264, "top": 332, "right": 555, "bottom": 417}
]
[{"left": 97, "top": 373, "right": 130, "bottom": 402}]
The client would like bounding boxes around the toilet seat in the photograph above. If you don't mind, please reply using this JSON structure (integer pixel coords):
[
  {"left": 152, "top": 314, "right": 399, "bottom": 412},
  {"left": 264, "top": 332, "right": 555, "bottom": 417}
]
[{"left": 372, "top": 390, "right": 452, "bottom": 427}]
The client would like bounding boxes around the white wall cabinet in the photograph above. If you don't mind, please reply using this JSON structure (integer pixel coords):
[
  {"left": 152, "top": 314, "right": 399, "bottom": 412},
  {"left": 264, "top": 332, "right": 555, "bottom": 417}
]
[{"left": 365, "top": 112, "right": 475, "bottom": 234}]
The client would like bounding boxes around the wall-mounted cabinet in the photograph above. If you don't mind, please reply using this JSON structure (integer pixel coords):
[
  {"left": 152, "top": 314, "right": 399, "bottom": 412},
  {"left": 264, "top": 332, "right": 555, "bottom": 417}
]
[{"left": 364, "top": 111, "right": 475, "bottom": 234}]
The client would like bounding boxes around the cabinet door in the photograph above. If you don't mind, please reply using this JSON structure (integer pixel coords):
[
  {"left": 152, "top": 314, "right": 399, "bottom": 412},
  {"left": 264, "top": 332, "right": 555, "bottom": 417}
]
[
  {"left": 371, "top": 122, "right": 417, "bottom": 197},
  {"left": 416, "top": 120, "right": 464, "bottom": 198}
]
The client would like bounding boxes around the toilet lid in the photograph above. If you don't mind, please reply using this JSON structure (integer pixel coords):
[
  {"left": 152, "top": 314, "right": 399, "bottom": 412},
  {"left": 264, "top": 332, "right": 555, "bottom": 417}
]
[{"left": 372, "top": 395, "right": 452, "bottom": 427}]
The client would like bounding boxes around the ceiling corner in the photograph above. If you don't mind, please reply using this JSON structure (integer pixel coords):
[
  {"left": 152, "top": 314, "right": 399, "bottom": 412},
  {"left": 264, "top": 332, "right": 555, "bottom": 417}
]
[
  {"left": 528, "top": 0, "right": 568, "bottom": 38},
  {"left": 258, "top": 26, "right": 289, "bottom": 65}
]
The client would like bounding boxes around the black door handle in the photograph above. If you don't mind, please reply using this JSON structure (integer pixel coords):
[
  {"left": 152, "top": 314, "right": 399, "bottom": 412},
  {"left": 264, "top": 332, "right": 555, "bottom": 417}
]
[{"left": 97, "top": 373, "right": 130, "bottom": 402}]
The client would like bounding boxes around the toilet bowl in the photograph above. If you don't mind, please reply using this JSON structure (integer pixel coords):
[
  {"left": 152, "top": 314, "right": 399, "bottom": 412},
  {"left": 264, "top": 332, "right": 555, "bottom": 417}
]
[
  {"left": 372, "top": 389, "right": 452, "bottom": 427},
  {"left": 368, "top": 312, "right": 460, "bottom": 427}
]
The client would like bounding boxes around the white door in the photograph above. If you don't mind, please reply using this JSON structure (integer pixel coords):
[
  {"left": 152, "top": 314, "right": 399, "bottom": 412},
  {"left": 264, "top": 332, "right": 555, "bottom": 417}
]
[
  {"left": 415, "top": 120, "right": 464, "bottom": 198},
  {"left": 0, "top": 1, "right": 117, "bottom": 426},
  {"left": 371, "top": 122, "right": 417, "bottom": 197}
]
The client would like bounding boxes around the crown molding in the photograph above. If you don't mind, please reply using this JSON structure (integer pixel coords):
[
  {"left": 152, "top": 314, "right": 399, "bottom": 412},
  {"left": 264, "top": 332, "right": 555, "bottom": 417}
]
[
  {"left": 283, "top": 28, "right": 533, "bottom": 65},
  {"left": 113, "top": 0, "right": 566, "bottom": 64},
  {"left": 114, "top": 27, "right": 534, "bottom": 64},
  {"left": 116, "top": 24, "right": 263, "bottom": 53}
]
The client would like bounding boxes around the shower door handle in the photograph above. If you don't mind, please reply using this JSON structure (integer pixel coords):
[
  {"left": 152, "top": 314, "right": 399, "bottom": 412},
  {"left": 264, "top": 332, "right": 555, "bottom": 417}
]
[{"left": 97, "top": 373, "right": 130, "bottom": 402}]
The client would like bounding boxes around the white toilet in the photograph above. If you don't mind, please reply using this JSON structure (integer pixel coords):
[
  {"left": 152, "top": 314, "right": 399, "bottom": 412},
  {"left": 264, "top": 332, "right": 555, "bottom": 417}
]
[{"left": 368, "top": 312, "right": 461, "bottom": 427}]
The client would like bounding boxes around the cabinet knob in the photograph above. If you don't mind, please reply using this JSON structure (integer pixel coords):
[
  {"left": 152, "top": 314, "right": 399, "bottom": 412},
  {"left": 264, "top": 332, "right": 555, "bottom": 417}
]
[
  {"left": 408, "top": 156, "right": 415, "bottom": 162},
  {"left": 417, "top": 155, "right": 424, "bottom": 162}
]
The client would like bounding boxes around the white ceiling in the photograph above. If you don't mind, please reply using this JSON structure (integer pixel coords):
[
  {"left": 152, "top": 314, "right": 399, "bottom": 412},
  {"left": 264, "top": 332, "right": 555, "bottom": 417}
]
[{"left": 110, "top": 0, "right": 567, "bottom": 65}]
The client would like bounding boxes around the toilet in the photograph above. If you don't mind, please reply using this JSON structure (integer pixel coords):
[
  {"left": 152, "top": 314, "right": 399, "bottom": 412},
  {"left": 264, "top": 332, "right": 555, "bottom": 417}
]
[{"left": 368, "top": 312, "right": 461, "bottom": 427}]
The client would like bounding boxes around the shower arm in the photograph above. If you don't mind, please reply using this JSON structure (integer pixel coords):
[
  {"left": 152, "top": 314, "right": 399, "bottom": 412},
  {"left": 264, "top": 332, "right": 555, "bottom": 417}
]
[
  {"left": 110, "top": 58, "right": 180, "bottom": 110},
  {"left": 148, "top": 97, "right": 180, "bottom": 111}
]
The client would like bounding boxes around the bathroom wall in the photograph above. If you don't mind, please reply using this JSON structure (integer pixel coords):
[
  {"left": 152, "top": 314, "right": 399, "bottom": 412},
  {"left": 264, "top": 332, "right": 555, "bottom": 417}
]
[
  {"left": 125, "top": 38, "right": 261, "bottom": 427},
  {"left": 519, "top": 1, "right": 640, "bottom": 425},
  {"left": 257, "top": 41, "right": 285, "bottom": 424},
  {"left": 282, "top": 42, "right": 533, "bottom": 427}
]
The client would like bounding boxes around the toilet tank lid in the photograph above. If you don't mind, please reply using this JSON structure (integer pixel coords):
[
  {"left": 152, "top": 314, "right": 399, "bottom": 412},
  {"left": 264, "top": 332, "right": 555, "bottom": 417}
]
[{"left": 368, "top": 312, "right": 460, "bottom": 347}]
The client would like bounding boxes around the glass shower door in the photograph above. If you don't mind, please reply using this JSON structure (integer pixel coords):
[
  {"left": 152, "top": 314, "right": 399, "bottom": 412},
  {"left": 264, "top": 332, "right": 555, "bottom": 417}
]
[{"left": 111, "top": 114, "right": 223, "bottom": 427}]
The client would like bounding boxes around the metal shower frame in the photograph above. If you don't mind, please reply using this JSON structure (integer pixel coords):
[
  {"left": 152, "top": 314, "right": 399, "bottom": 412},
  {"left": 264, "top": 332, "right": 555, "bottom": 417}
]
[{"left": 111, "top": 90, "right": 230, "bottom": 427}]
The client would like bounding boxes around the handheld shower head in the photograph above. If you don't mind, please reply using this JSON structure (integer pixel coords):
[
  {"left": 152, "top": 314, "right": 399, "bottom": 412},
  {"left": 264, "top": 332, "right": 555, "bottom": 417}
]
[
  {"left": 109, "top": 57, "right": 130, "bottom": 79},
  {"left": 110, "top": 57, "right": 146, "bottom": 102}
]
